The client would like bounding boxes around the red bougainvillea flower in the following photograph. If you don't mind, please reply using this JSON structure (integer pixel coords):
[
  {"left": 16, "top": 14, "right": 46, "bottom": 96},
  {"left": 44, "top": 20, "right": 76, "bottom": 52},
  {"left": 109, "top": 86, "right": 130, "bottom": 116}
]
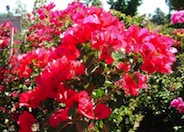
[
  {"left": 49, "top": 45, "right": 80, "bottom": 61},
  {"left": 140, "top": 42, "right": 156, "bottom": 58},
  {"left": 170, "top": 97, "right": 184, "bottom": 113},
  {"left": 19, "top": 86, "right": 46, "bottom": 108},
  {"left": 12, "top": 54, "right": 32, "bottom": 78},
  {"left": 76, "top": 91, "right": 95, "bottom": 119},
  {"left": 99, "top": 46, "right": 114, "bottom": 64},
  {"left": 62, "top": 18, "right": 99, "bottom": 45},
  {"left": 49, "top": 107, "right": 69, "bottom": 128},
  {"left": 30, "top": 48, "right": 49, "bottom": 68},
  {"left": 94, "top": 103, "right": 111, "bottom": 119},
  {"left": 117, "top": 72, "right": 148, "bottom": 96},
  {"left": 45, "top": 56, "right": 84, "bottom": 81},
  {"left": 35, "top": 70, "right": 62, "bottom": 99},
  {"left": 35, "top": 56, "right": 85, "bottom": 98},
  {"left": 70, "top": 60, "right": 85, "bottom": 76},
  {"left": 91, "top": 30, "right": 105, "bottom": 50},
  {"left": 75, "top": 91, "right": 111, "bottom": 119},
  {"left": 90, "top": 25, "right": 126, "bottom": 64},
  {"left": 17, "top": 111, "right": 35, "bottom": 132},
  {"left": 62, "top": 27, "right": 81, "bottom": 45},
  {"left": 56, "top": 84, "right": 77, "bottom": 107},
  {"left": 117, "top": 62, "right": 131, "bottom": 73}
]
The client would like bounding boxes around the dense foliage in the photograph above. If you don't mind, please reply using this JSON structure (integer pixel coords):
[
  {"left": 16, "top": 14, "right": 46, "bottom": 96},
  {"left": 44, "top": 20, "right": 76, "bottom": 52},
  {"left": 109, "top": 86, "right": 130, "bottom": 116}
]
[
  {"left": 166, "top": 0, "right": 184, "bottom": 10},
  {"left": 108, "top": 0, "right": 142, "bottom": 16}
]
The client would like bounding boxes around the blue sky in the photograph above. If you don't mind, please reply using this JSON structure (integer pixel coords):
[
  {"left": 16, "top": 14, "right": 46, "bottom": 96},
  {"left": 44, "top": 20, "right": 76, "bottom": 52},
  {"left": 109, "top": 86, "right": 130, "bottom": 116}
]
[{"left": 0, "top": 0, "right": 169, "bottom": 15}]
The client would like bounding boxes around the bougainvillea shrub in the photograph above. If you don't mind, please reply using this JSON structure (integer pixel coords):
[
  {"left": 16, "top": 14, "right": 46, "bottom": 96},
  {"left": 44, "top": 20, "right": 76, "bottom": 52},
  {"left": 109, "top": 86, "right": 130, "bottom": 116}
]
[
  {"left": 130, "top": 11, "right": 184, "bottom": 131},
  {"left": 0, "top": 2, "right": 177, "bottom": 131},
  {"left": 171, "top": 10, "right": 184, "bottom": 24}
]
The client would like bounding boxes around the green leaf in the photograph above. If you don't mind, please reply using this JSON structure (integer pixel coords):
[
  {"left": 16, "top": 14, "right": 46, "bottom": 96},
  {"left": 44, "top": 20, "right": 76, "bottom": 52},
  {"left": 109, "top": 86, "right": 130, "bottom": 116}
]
[
  {"left": 92, "top": 88, "right": 105, "bottom": 98},
  {"left": 99, "top": 120, "right": 103, "bottom": 129},
  {"left": 91, "top": 74, "right": 105, "bottom": 86}
]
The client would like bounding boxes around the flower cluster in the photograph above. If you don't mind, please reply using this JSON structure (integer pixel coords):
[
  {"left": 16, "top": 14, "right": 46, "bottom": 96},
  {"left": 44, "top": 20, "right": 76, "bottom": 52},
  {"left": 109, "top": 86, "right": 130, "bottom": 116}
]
[
  {"left": 0, "top": 22, "right": 21, "bottom": 83},
  {"left": 116, "top": 72, "right": 148, "bottom": 96},
  {"left": 123, "top": 26, "right": 175, "bottom": 74},
  {"left": 171, "top": 10, "right": 184, "bottom": 24},
  {"left": 11, "top": 48, "right": 50, "bottom": 78},
  {"left": 170, "top": 97, "right": 184, "bottom": 113},
  {"left": 0, "top": 22, "right": 16, "bottom": 49},
  {"left": 172, "top": 28, "right": 184, "bottom": 47},
  {"left": 1, "top": 2, "right": 176, "bottom": 131},
  {"left": 27, "top": 2, "right": 68, "bottom": 47},
  {"left": 173, "top": 28, "right": 184, "bottom": 35}
]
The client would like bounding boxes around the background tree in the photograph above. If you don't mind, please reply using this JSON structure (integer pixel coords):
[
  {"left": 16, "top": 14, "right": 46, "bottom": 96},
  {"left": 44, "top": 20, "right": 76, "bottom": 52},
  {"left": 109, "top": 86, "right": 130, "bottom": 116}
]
[
  {"left": 13, "top": 0, "right": 29, "bottom": 30},
  {"left": 91, "top": 0, "right": 102, "bottom": 7},
  {"left": 13, "top": 0, "right": 27, "bottom": 16},
  {"left": 83, "top": 0, "right": 102, "bottom": 7},
  {"left": 107, "top": 0, "right": 142, "bottom": 16},
  {"left": 151, "top": 8, "right": 169, "bottom": 25},
  {"left": 165, "top": 0, "right": 184, "bottom": 11}
]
